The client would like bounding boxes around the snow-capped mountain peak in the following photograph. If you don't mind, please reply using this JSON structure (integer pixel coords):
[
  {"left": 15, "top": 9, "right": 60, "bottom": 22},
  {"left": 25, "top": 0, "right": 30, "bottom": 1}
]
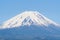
[{"left": 0, "top": 11, "right": 59, "bottom": 28}]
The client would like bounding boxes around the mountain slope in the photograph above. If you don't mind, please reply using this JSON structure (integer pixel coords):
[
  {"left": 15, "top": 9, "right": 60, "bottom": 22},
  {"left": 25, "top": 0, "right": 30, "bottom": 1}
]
[
  {"left": 0, "top": 24, "right": 60, "bottom": 40},
  {"left": 0, "top": 11, "right": 59, "bottom": 29}
]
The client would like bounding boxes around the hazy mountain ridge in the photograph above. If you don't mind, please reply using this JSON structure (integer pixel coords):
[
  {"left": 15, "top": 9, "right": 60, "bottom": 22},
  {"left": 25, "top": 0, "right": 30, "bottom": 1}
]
[{"left": 0, "top": 25, "right": 60, "bottom": 40}]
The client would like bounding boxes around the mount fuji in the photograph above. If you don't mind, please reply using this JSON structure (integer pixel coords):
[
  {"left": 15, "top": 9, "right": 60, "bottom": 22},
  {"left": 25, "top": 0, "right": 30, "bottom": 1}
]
[{"left": 0, "top": 11, "right": 60, "bottom": 40}]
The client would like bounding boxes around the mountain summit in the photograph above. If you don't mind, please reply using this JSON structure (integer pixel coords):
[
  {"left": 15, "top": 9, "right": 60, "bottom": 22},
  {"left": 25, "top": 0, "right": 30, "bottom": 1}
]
[{"left": 0, "top": 11, "right": 59, "bottom": 28}]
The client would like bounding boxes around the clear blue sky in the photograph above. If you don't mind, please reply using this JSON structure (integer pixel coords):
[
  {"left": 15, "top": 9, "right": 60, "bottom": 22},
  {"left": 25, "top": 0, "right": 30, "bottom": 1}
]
[{"left": 0, "top": 0, "right": 60, "bottom": 24}]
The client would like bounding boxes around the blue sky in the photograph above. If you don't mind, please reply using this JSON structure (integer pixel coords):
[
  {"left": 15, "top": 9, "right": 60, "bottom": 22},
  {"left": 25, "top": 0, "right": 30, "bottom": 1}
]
[{"left": 0, "top": 0, "right": 60, "bottom": 24}]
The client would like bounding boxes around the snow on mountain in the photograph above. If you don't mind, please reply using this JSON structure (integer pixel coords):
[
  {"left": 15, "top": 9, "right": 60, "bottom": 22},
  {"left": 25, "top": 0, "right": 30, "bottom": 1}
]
[{"left": 0, "top": 11, "right": 59, "bottom": 29}]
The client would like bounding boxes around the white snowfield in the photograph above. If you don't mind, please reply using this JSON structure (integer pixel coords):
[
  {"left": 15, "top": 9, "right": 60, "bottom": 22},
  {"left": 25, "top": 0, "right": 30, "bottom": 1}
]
[{"left": 0, "top": 11, "right": 59, "bottom": 29}]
